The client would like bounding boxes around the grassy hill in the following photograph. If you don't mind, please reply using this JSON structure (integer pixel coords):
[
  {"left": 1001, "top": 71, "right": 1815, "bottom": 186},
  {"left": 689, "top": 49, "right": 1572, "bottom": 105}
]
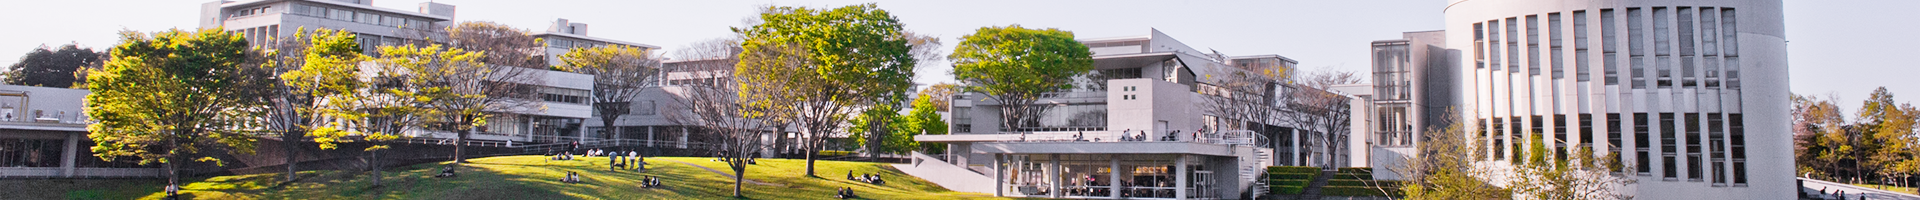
[{"left": 4, "top": 155, "right": 1010, "bottom": 199}]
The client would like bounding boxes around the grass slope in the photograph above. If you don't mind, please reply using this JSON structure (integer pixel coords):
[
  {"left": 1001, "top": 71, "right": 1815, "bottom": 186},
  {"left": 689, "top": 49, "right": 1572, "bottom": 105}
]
[{"left": 4, "top": 155, "right": 1010, "bottom": 200}]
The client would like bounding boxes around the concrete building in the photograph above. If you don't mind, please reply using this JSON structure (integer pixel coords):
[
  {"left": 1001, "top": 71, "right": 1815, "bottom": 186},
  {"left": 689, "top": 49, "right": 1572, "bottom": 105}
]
[
  {"left": 906, "top": 29, "right": 1356, "bottom": 199},
  {"left": 1446, "top": 0, "right": 1792, "bottom": 198},
  {"left": 0, "top": 85, "right": 160, "bottom": 178},
  {"left": 199, "top": 0, "right": 619, "bottom": 144},
  {"left": 1342, "top": 30, "right": 1463, "bottom": 179}
]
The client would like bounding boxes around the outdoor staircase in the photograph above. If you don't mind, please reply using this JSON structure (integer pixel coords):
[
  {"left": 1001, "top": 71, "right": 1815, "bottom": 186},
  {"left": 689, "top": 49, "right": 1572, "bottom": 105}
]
[
  {"left": 1245, "top": 148, "right": 1274, "bottom": 198},
  {"left": 1296, "top": 169, "right": 1333, "bottom": 200}
]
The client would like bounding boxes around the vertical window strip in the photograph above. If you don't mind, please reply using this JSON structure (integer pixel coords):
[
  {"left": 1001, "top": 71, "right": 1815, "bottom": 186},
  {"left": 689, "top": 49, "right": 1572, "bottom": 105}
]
[
  {"left": 1710, "top": 113, "right": 1726, "bottom": 186},
  {"left": 1686, "top": 113, "right": 1702, "bottom": 181},
  {"left": 1508, "top": 18, "right": 1520, "bottom": 74},
  {"left": 1635, "top": 113, "right": 1651, "bottom": 175},
  {"left": 1661, "top": 112, "right": 1677, "bottom": 180},
  {"left": 1654, "top": 7, "right": 1673, "bottom": 88},
  {"left": 1627, "top": 8, "right": 1647, "bottom": 89},
  {"left": 1730, "top": 114, "right": 1747, "bottom": 186},
  {"left": 1528, "top": 15, "right": 1541, "bottom": 76},
  {"left": 1723, "top": 9, "right": 1740, "bottom": 89},
  {"left": 1550, "top": 13, "right": 1565, "bottom": 79},
  {"left": 1608, "top": 113, "right": 1624, "bottom": 172},
  {"left": 1490, "top": 20, "right": 1503, "bottom": 71},
  {"left": 1679, "top": 7, "right": 1698, "bottom": 88},
  {"left": 1476, "top": 23, "right": 1486, "bottom": 69},
  {"left": 1601, "top": 9, "right": 1618, "bottom": 85},
  {"left": 1574, "top": 11, "right": 1590, "bottom": 82}
]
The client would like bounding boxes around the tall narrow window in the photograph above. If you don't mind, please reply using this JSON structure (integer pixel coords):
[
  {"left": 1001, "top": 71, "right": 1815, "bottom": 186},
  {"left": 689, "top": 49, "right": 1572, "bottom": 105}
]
[
  {"left": 1478, "top": 122, "right": 1491, "bottom": 160},
  {"left": 1574, "top": 11, "right": 1590, "bottom": 82},
  {"left": 1514, "top": 117, "right": 1526, "bottom": 161},
  {"left": 1580, "top": 114, "right": 1594, "bottom": 147},
  {"left": 1686, "top": 113, "right": 1702, "bottom": 181},
  {"left": 1494, "top": 117, "right": 1507, "bottom": 160},
  {"left": 1550, "top": 13, "right": 1565, "bottom": 79},
  {"left": 1476, "top": 23, "right": 1487, "bottom": 69},
  {"left": 1635, "top": 113, "right": 1651, "bottom": 175},
  {"left": 1723, "top": 9, "right": 1740, "bottom": 89},
  {"left": 1602, "top": 9, "right": 1619, "bottom": 85},
  {"left": 1609, "top": 113, "right": 1624, "bottom": 171},
  {"left": 1701, "top": 8, "right": 1722, "bottom": 88},
  {"left": 1731, "top": 114, "right": 1748, "bottom": 186},
  {"left": 1710, "top": 113, "right": 1726, "bottom": 186},
  {"left": 1627, "top": 8, "right": 1647, "bottom": 89},
  {"left": 1679, "top": 7, "right": 1698, "bottom": 88},
  {"left": 1654, "top": 7, "right": 1673, "bottom": 88},
  {"left": 1555, "top": 115, "right": 1569, "bottom": 162},
  {"left": 1509, "top": 18, "right": 1520, "bottom": 74},
  {"left": 1490, "top": 21, "right": 1503, "bottom": 71},
  {"left": 1661, "top": 112, "right": 1677, "bottom": 180},
  {"left": 1528, "top": 15, "right": 1541, "bottom": 76}
]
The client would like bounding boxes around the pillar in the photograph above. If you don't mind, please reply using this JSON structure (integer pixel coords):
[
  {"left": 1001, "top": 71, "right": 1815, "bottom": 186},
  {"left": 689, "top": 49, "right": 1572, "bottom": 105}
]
[
  {"left": 994, "top": 154, "right": 1005, "bottom": 197},
  {"left": 647, "top": 126, "right": 656, "bottom": 147},
  {"left": 61, "top": 132, "right": 78, "bottom": 177},
  {"left": 1175, "top": 154, "right": 1188, "bottom": 200},
  {"left": 1049, "top": 154, "right": 1061, "bottom": 198},
  {"left": 1110, "top": 155, "right": 1121, "bottom": 199}
]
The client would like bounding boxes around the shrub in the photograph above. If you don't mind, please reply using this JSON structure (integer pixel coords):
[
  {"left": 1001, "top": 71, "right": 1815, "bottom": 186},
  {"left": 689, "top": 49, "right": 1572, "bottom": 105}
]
[
  {"left": 817, "top": 150, "right": 854, "bottom": 156},
  {"left": 1271, "top": 185, "right": 1305, "bottom": 195},
  {"left": 1271, "top": 173, "right": 1316, "bottom": 180},
  {"left": 1320, "top": 186, "right": 1402, "bottom": 197},
  {"left": 1269, "top": 179, "right": 1309, "bottom": 187},
  {"left": 1269, "top": 166, "right": 1320, "bottom": 174},
  {"left": 1336, "top": 167, "right": 1373, "bottom": 174},
  {"left": 1334, "top": 172, "right": 1374, "bottom": 180}
]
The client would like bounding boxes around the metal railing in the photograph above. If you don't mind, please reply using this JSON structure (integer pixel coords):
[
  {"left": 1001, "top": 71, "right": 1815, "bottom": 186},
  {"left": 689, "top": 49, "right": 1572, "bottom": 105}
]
[{"left": 996, "top": 129, "right": 1263, "bottom": 146}]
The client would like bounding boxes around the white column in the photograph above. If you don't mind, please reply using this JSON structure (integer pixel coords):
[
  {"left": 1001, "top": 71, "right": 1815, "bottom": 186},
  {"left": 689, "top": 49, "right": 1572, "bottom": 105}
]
[
  {"left": 994, "top": 154, "right": 1005, "bottom": 197},
  {"left": 61, "top": 132, "right": 78, "bottom": 177},
  {"left": 1049, "top": 154, "right": 1061, "bottom": 198},
  {"left": 647, "top": 126, "right": 656, "bottom": 147},
  {"left": 1176, "top": 154, "right": 1188, "bottom": 200},
  {"left": 1110, "top": 155, "right": 1121, "bottom": 199}
]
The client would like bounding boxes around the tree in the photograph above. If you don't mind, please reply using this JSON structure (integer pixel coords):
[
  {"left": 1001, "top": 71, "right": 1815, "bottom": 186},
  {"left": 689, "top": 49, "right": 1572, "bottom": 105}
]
[
  {"left": 257, "top": 27, "right": 366, "bottom": 183},
  {"left": 84, "top": 29, "right": 264, "bottom": 191},
  {"left": 1395, "top": 110, "right": 1509, "bottom": 199},
  {"left": 670, "top": 42, "right": 791, "bottom": 198},
  {"left": 949, "top": 25, "right": 1094, "bottom": 140},
  {"left": 918, "top": 83, "right": 961, "bottom": 112},
  {"left": 1202, "top": 71, "right": 1271, "bottom": 133},
  {"left": 5, "top": 43, "right": 101, "bottom": 88},
  {"left": 1857, "top": 88, "right": 1920, "bottom": 187},
  {"left": 559, "top": 45, "right": 663, "bottom": 170},
  {"left": 281, "top": 28, "right": 426, "bottom": 187},
  {"left": 904, "top": 94, "right": 948, "bottom": 153},
  {"left": 733, "top": 3, "right": 918, "bottom": 177},
  {"left": 1507, "top": 133, "right": 1636, "bottom": 199},
  {"left": 433, "top": 22, "right": 546, "bottom": 168},
  {"left": 851, "top": 102, "right": 903, "bottom": 155}
]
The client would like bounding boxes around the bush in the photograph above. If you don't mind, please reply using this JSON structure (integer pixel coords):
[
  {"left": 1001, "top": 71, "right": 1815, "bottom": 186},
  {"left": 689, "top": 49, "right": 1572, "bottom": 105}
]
[
  {"left": 817, "top": 150, "right": 854, "bottom": 156},
  {"left": 1325, "top": 179, "right": 1373, "bottom": 187},
  {"left": 1336, "top": 167, "right": 1373, "bottom": 174},
  {"left": 1271, "top": 185, "right": 1305, "bottom": 195},
  {"left": 1271, "top": 173, "right": 1316, "bottom": 180},
  {"left": 1320, "top": 186, "right": 1402, "bottom": 197},
  {"left": 1333, "top": 172, "right": 1374, "bottom": 180},
  {"left": 1269, "top": 166, "right": 1321, "bottom": 174},
  {"left": 1269, "top": 179, "right": 1309, "bottom": 187}
]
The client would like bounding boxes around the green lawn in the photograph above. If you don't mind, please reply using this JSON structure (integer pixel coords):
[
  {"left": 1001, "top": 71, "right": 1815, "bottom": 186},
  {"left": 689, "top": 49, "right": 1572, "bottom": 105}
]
[
  {"left": 1849, "top": 183, "right": 1919, "bottom": 194},
  {"left": 3, "top": 155, "right": 1011, "bottom": 199}
]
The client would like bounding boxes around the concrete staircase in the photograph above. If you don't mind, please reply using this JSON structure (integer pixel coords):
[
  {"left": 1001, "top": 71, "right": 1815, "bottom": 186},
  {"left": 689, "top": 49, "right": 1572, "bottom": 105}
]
[{"left": 1296, "top": 169, "right": 1334, "bottom": 200}]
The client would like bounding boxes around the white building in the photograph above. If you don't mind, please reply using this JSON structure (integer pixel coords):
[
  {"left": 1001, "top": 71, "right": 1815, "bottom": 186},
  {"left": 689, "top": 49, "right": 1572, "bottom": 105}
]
[
  {"left": 0, "top": 85, "right": 160, "bottom": 178},
  {"left": 907, "top": 29, "right": 1359, "bottom": 199},
  {"left": 1446, "top": 0, "right": 1792, "bottom": 198}
]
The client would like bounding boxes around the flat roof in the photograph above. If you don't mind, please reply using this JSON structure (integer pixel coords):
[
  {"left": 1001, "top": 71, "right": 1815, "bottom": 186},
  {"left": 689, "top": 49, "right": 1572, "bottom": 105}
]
[
  {"left": 221, "top": 0, "right": 452, "bottom": 21},
  {"left": 534, "top": 32, "right": 662, "bottom": 49}
]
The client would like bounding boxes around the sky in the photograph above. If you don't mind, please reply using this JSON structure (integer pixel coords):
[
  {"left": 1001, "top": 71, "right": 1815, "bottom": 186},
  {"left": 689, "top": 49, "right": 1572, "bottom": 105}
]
[{"left": 1, "top": 0, "right": 1913, "bottom": 111}]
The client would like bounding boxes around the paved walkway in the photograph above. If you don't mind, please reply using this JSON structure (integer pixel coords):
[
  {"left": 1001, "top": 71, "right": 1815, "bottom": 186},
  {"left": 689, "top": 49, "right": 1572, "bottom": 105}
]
[{"left": 666, "top": 159, "right": 778, "bottom": 186}]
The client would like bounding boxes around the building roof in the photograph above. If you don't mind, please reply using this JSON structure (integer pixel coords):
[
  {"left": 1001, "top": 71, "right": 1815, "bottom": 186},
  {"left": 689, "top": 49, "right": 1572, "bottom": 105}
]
[
  {"left": 220, "top": 0, "right": 452, "bottom": 21},
  {"left": 534, "top": 32, "right": 662, "bottom": 49}
]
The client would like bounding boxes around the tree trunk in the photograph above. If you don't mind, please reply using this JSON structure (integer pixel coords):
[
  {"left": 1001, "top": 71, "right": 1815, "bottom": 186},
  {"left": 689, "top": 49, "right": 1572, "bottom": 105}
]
[
  {"left": 734, "top": 164, "right": 746, "bottom": 197},
  {"left": 283, "top": 129, "right": 301, "bottom": 183},
  {"left": 455, "top": 126, "right": 471, "bottom": 166},
  {"left": 604, "top": 117, "right": 618, "bottom": 169},
  {"left": 805, "top": 143, "right": 817, "bottom": 177},
  {"left": 371, "top": 149, "right": 382, "bottom": 187},
  {"left": 167, "top": 133, "right": 181, "bottom": 194}
]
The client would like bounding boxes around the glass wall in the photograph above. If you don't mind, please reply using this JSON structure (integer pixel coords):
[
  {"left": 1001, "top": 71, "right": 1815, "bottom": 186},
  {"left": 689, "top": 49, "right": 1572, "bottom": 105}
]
[
  {"left": 1001, "top": 154, "right": 1204, "bottom": 199},
  {"left": 0, "top": 138, "right": 62, "bottom": 167}
]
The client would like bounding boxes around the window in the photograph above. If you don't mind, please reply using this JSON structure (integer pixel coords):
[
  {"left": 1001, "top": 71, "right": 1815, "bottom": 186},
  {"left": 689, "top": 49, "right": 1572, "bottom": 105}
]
[
  {"left": 1731, "top": 113, "right": 1747, "bottom": 186},
  {"left": 1635, "top": 113, "right": 1651, "bottom": 175},
  {"left": 331, "top": 9, "right": 354, "bottom": 21},
  {"left": 1679, "top": 7, "right": 1698, "bottom": 88},
  {"left": 1686, "top": 113, "right": 1701, "bottom": 181},
  {"left": 1601, "top": 9, "right": 1617, "bottom": 85},
  {"left": 1490, "top": 20, "right": 1503, "bottom": 71},
  {"left": 1710, "top": 113, "right": 1726, "bottom": 186},
  {"left": 1493, "top": 117, "right": 1506, "bottom": 160},
  {"left": 1508, "top": 18, "right": 1519, "bottom": 73},
  {"left": 1527, "top": 15, "right": 1540, "bottom": 76},
  {"left": 0, "top": 138, "right": 65, "bottom": 167},
  {"left": 1609, "top": 113, "right": 1623, "bottom": 171},
  {"left": 1580, "top": 114, "right": 1593, "bottom": 147},
  {"left": 1476, "top": 23, "right": 1486, "bottom": 69},
  {"left": 1701, "top": 8, "right": 1722, "bottom": 88},
  {"left": 1661, "top": 112, "right": 1676, "bottom": 180},
  {"left": 1573, "top": 11, "right": 1589, "bottom": 82},
  {"left": 1723, "top": 9, "right": 1740, "bottom": 89},
  {"left": 637, "top": 100, "right": 657, "bottom": 115},
  {"left": 1627, "top": 8, "right": 1647, "bottom": 89},
  {"left": 1550, "top": 13, "right": 1565, "bottom": 79},
  {"left": 1654, "top": 7, "right": 1672, "bottom": 88}
]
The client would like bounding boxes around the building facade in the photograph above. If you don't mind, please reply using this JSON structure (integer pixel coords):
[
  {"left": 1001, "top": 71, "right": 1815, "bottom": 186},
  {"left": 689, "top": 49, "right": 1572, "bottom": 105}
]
[
  {"left": 911, "top": 29, "right": 1356, "bottom": 199},
  {"left": 1445, "top": 0, "right": 1792, "bottom": 198},
  {"left": 0, "top": 85, "right": 159, "bottom": 178},
  {"left": 1346, "top": 30, "right": 1461, "bottom": 177},
  {"left": 200, "top": 0, "right": 616, "bottom": 144}
]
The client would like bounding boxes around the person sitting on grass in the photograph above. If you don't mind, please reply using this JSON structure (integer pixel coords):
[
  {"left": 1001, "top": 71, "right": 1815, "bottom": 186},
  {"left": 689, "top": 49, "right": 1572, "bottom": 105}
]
[
  {"left": 836, "top": 187, "right": 859, "bottom": 199},
  {"left": 561, "top": 171, "right": 582, "bottom": 183},
  {"left": 163, "top": 180, "right": 180, "bottom": 200},
  {"left": 846, "top": 170, "right": 857, "bottom": 181},
  {"left": 435, "top": 166, "right": 457, "bottom": 178}
]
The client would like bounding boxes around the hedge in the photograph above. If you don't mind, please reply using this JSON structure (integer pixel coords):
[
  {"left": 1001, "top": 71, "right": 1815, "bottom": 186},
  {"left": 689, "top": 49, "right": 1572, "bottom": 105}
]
[
  {"left": 1271, "top": 173, "right": 1316, "bottom": 180},
  {"left": 1324, "top": 179, "right": 1404, "bottom": 187},
  {"left": 817, "top": 150, "right": 854, "bottom": 156},
  {"left": 1332, "top": 172, "right": 1374, "bottom": 180},
  {"left": 1269, "top": 179, "right": 1309, "bottom": 187},
  {"left": 1320, "top": 186, "right": 1403, "bottom": 197},
  {"left": 1336, "top": 167, "right": 1373, "bottom": 174},
  {"left": 1270, "top": 185, "right": 1306, "bottom": 195},
  {"left": 1269, "top": 166, "right": 1321, "bottom": 174}
]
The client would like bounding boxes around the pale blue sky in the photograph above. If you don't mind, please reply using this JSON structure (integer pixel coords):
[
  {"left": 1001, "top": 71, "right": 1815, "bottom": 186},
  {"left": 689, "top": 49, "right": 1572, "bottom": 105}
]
[{"left": 2, "top": 0, "right": 1912, "bottom": 109}]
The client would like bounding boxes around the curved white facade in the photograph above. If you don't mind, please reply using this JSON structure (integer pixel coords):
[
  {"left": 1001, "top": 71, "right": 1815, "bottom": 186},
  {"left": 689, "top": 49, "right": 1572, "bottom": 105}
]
[{"left": 1445, "top": 0, "right": 1791, "bottom": 198}]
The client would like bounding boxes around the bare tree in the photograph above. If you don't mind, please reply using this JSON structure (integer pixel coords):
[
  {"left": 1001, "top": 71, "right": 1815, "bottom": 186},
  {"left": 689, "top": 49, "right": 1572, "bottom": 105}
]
[
  {"left": 1202, "top": 71, "right": 1273, "bottom": 133},
  {"left": 423, "top": 22, "right": 548, "bottom": 168},
  {"left": 1275, "top": 67, "right": 1360, "bottom": 168},
  {"left": 666, "top": 42, "right": 790, "bottom": 198}
]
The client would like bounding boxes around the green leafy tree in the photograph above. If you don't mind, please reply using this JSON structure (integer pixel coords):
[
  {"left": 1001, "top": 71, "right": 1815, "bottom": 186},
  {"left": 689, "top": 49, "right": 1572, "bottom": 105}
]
[
  {"left": 1507, "top": 134, "right": 1635, "bottom": 199},
  {"left": 257, "top": 27, "right": 365, "bottom": 182},
  {"left": 733, "top": 3, "right": 917, "bottom": 177},
  {"left": 851, "top": 103, "right": 903, "bottom": 155},
  {"left": 5, "top": 43, "right": 101, "bottom": 88},
  {"left": 904, "top": 94, "right": 947, "bottom": 153},
  {"left": 949, "top": 25, "right": 1093, "bottom": 138},
  {"left": 383, "top": 43, "right": 512, "bottom": 173},
  {"left": 1395, "top": 110, "right": 1509, "bottom": 199},
  {"left": 1858, "top": 87, "right": 1920, "bottom": 186},
  {"left": 84, "top": 29, "right": 264, "bottom": 190},
  {"left": 559, "top": 45, "right": 663, "bottom": 170},
  {"left": 917, "top": 83, "right": 961, "bottom": 111}
]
